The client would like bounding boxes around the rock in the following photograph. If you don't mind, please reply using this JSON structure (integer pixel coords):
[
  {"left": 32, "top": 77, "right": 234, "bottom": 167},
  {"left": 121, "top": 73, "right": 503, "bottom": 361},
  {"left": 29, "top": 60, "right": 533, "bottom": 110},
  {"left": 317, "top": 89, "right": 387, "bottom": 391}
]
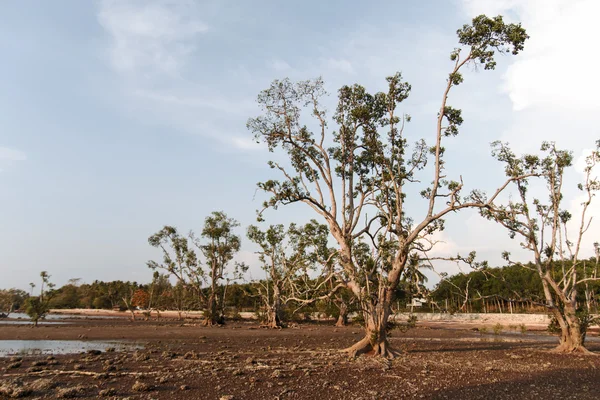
[
  {"left": 56, "top": 385, "right": 87, "bottom": 398},
  {"left": 131, "top": 381, "right": 154, "bottom": 392},
  {"left": 98, "top": 387, "right": 117, "bottom": 397}
]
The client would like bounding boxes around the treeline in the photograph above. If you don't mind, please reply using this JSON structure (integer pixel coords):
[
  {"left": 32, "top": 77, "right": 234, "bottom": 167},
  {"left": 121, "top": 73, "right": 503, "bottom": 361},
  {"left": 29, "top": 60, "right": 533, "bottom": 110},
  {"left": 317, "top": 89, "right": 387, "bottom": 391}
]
[
  {"left": 431, "top": 258, "right": 600, "bottom": 314},
  {"left": 0, "top": 273, "right": 419, "bottom": 323},
  {"left": 4, "top": 259, "right": 600, "bottom": 323}
]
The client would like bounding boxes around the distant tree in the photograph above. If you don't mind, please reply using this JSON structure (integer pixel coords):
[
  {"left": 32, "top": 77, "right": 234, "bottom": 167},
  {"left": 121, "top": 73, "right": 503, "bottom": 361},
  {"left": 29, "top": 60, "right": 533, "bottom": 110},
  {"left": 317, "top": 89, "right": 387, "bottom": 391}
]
[
  {"left": 193, "top": 211, "right": 246, "bottom": 325},
  {"left": 148, "top": 211, "right": 246, "bottom": 326},
  {"left": 247, "top": 221, "right": 338, "bottom": 328},
  {"left": 131, "top": 288, "right": 150, "bottom": 309},
  {"left": 248, "top": 15, "right": 528, "bottom": 357},
  {"left": 479, "top": 141, "right": 600, "bottom": 353},
  {"left": 0, "top": 289, "right": 27, "bottom": 318},
  {"left": 121, "top": 282, "right": 139, "bottom": 321},
  {"left": 25, "top": 271, "right": 55, "bottom": 327}
]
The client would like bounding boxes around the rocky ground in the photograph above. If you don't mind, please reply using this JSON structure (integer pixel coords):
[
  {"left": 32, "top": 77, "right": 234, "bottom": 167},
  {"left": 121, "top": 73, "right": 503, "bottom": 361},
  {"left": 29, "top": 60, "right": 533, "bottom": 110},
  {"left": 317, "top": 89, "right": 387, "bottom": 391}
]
[{"left": 1, "top": 317, "right": 599, "bottom": 399}]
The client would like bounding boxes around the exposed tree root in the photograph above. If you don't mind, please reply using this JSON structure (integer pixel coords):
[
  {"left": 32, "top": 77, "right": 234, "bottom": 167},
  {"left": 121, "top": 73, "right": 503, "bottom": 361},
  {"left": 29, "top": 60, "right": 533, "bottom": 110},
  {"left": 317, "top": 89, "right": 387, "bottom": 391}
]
[
  {"left": 551, "top": 343, "right": 596, "bottom": 355},
  {"left": 259, "top": 323, "right": 283, "bottom": 329},
  {"left": 342, "top": 336, "right": 401, "bottom": 359},
  {"left": 202, "top": 318, "right": 223, "bottom": 327}
]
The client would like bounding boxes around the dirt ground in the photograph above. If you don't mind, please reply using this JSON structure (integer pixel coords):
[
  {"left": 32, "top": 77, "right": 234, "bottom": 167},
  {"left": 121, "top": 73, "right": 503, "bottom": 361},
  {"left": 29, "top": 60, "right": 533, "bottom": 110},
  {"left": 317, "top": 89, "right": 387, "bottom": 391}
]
[{"left": 1, "top": 317, "right": 600, "bottom": 399}]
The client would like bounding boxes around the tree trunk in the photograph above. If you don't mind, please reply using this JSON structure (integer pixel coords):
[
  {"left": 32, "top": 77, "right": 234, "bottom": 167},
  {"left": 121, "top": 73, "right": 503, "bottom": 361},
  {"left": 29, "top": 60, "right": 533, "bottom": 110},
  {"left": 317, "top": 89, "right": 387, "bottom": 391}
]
[
  {"left": 335, "top": 302, "right": 349, "bottom": 327},
  {"left": 263, "top": 287, "right": 283, "bottom": 329},
  {"left": 204, "top": 291, "right": 219, "bottom": 326},
  {"left": 551, "top": 304, "right": 590, "bottom": 354},
  {"left": 204, "top": 270, "right": 223, "bottom": 326},
  {"left": 343, "top": 291, "right": 398, "bottom": 359}
]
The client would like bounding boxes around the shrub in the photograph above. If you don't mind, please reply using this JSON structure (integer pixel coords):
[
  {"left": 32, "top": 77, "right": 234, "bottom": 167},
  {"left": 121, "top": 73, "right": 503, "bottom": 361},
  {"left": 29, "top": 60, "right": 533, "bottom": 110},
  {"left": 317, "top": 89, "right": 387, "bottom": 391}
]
[
  {"left": 493, "top": 323, "right": 504, "bottom": 335},
  {"left": 519, "top": 323, "right": 527, "bottom": 335}
]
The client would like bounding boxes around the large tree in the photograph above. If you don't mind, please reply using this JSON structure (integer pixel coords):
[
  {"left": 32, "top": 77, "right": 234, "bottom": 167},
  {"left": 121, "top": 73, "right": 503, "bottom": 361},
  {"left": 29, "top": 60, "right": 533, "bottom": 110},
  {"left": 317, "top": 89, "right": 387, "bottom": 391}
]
[
  {"left": 478, "top": 141, "right": 600, "bottom": 353},
  {"left": 248, "top": 15, "right": 528, "bottom": 357}
]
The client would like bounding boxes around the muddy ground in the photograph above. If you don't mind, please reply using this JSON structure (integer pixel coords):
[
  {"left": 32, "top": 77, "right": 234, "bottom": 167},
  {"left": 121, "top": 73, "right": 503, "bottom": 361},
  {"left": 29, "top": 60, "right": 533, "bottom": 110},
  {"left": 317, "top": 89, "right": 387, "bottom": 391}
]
[{"left": 1, "top": 317, "right": 600, "bottom": 399}]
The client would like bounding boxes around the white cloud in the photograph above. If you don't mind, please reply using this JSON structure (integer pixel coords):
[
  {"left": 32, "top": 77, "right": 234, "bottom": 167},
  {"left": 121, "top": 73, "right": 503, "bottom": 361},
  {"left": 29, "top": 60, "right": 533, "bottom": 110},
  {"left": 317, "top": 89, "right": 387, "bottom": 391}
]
[
  {"left": 268, "top": 59, "right": 292, "bottom": 72},
  {"left": 460, "top": 0, "right": 600, "bottom": 129},
  {"left": 459, "top": 0, "right": 600, "bottom": 261},
  {"left": 0, "top": 146, "right": 26, "bottom": 162},
  {"left": 98, "top": 0, "right": 208, "bottom": 75},
  {"left": 97, "top": 1, "right": 261, "bottom": 151},
  {"left": 323, "top": 57, "right": 355, "bottom": 75},
  {"left": 0, "top": 146, "right": 26, "bottom": 172}
]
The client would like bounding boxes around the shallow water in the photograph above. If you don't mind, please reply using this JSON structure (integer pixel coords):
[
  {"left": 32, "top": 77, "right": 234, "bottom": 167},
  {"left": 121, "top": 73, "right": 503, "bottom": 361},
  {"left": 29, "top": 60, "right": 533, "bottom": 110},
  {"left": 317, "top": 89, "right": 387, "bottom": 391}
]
[
  {"left": 2, "top": 313, "right": 66, "bottom": 320},
  {"left": 0, "top": 320, "right": 68, "bottom": 325},
  {"left": 0, "top": 312, "right": 124, "bottom": 324},
  {"left": 0, "top": 340, "right": 142, "bottom": 357}
]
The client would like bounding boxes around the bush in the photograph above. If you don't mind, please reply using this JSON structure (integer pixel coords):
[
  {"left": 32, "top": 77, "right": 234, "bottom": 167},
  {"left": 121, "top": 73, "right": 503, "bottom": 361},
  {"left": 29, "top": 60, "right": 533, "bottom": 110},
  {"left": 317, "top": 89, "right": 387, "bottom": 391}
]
[
  {"left": 407, "top": 315, "right": 418, "bottom": 328},
  {"left": 25, "top": 297, "right": 50, "bottom": 325},
  {"left": 519, "top": 323, "right": 527, "bottom": 335},
  {"left": 493, "top": 323, "right": 504, "bottom": 335}
]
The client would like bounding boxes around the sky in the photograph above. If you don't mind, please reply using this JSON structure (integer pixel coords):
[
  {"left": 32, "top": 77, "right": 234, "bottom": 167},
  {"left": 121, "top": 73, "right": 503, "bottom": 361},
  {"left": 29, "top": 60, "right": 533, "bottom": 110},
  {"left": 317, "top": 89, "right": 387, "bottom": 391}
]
[{"left": 1, "top": 0, "right": 598, "bottom": 290}]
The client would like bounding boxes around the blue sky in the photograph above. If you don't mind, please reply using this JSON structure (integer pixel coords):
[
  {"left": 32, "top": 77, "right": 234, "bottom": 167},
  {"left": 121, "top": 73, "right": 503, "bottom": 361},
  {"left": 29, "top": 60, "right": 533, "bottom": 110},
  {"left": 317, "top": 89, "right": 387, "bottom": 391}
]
[{"left": 1, "top": 0, "right": 598, "bottom": 289}]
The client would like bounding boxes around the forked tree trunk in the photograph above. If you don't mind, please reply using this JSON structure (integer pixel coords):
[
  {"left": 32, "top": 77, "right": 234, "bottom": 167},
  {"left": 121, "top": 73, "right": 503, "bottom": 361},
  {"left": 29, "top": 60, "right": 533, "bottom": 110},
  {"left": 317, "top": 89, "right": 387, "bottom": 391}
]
[
  {"left": 335, "top": 301, "right": 349, "bottom": 327},
  {"left": 343, "top": 290, "right": 398, "bottom": 359},
  {"left": 265, "top": 306, "right": 283, "bottom": 329},
  {"left": 263, "top": 288, "right": 283, "bottom": 329},
  {"left": 551, "top": 304, "right": 589, "bottom": 354}
]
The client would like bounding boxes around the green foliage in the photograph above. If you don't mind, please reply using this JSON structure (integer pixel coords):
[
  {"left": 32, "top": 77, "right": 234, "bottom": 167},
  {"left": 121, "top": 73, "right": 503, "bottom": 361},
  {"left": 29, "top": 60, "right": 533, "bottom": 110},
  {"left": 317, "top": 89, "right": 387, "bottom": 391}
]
[
  {"left": 456, "top": 15, "right": 528, "bottom": 70},
  {"left": 493, "top": 323, "right": 504, "bottom": 335},
  {"left": 407, "top": 315, "right": 418, "bottom": 328},
  {"left": 519, "top": 324, "right": 527, "bottom": 335},
  {"left": 0, "top": 289, "right": 27, "bottom": 316},
  {"left": 248, "top": 15, "right": 529, "bottom": 337},
  {"left": 25, "top": 297, "right": 50, "bottom": 324}
]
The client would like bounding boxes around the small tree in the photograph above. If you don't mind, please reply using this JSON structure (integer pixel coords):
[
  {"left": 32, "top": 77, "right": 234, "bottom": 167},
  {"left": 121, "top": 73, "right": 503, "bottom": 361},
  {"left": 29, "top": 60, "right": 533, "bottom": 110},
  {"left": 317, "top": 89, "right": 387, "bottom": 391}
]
[
  {"left": 25, "top": 271, "right": 55, "bottom": 327},
  {"left": 121, "top": 282, "right": 139, "bottom": 321},
  {"left": 193, "top": 211, "right": 245, "bottom": 325},
  {"left": 148, "top": 211, "right": 246, "bottom": 326},
  {"left": 247, "top": 220, "right": 337, "bottom": 328},
  {"left": 479, "top": 141, "right": 600, "bottom": 353},
  {"left": 248, "top": 15, "right": 528, "bottom": 357},
  {"left": 0, "top": 289, "right": 27, "bottom": 318}
]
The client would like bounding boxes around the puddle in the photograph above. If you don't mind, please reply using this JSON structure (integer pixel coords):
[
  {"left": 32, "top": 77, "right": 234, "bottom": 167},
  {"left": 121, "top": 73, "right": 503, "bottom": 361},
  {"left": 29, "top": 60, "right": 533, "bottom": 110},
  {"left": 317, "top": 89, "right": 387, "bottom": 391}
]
[
  {"left": 2, "top": 313, "right": 67, "bottom": 320},
  {"left": 0, "top": 313, "right": 125, "bottom": 324},
  {"left": 0, "top": 320, "right": 68, "bottom": 325},
  {"left": 0, "top": 340, "right": 142, "bottom": 357}
]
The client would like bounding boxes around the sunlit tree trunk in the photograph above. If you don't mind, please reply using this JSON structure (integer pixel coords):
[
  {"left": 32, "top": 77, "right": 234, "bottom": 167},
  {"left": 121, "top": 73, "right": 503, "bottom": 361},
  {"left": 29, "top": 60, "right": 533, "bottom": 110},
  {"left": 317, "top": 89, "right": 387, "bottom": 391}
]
[{"left": 335, "top": 301, "right": 349, "bottom": 327}]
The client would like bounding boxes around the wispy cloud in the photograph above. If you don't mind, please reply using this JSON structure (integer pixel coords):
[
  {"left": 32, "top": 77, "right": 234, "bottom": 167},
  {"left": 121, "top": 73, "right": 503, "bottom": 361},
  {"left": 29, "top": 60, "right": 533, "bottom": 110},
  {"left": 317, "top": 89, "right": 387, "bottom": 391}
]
[
  {"left": 268, "top": 59, "right": 292, "bottom": 72},
  {"left": 323, "top": 58, "right": 355, "bottom": 75},
  {"left": 97, "top": 0, "right": 262, "bottom": 151},
  {"left": 98, "top": 0, "right": 208, "bottom": 76}
]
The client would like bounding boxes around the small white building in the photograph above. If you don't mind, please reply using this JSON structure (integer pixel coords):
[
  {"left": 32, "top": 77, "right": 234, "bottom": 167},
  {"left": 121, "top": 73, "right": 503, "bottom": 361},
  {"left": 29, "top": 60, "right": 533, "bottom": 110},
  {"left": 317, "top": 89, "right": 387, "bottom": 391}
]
[{"left": 407, "top": 298, "right": 427, "bottom": 307}]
